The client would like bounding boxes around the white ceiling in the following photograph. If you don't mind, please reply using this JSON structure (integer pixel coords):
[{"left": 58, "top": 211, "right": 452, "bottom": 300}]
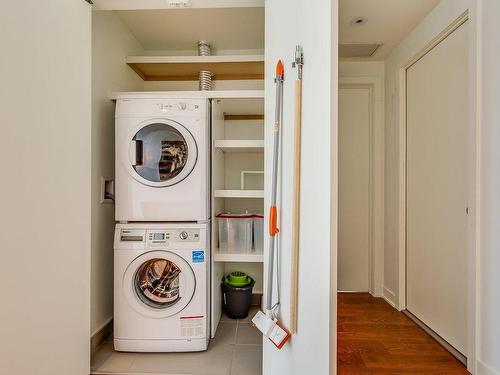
[
  {"left": 115, "top": 8, "right": 264, "bottom": 52},
  {"left": 339, "top": 0, "right": 442, "bottom": 60}
]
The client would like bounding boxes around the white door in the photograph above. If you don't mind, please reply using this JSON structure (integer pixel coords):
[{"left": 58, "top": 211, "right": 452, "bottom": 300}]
[
  {"left": 406, "top": 21, "right": 468, "bottom": 356},
  {"left": 338, "top": 87, "right": 370, "bottom": 292},
  {"left": 0, "top": 1, "right": 92, "bottom": 375},
  {"left": 127, "top": 120, "right": 198, "bottom": 187}
]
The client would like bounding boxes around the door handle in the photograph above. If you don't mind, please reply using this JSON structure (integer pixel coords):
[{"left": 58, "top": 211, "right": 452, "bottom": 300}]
[{"left": 130, "top": 140, "right": 143, "bottom": 166}]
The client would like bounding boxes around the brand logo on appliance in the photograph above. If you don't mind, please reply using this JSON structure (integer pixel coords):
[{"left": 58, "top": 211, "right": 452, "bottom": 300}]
[
  {"left": 157, "top": 103, "right": 199, "bottom": 112},
  {"left": 192, "top": 250, "right": 205, "bottom": 263}
]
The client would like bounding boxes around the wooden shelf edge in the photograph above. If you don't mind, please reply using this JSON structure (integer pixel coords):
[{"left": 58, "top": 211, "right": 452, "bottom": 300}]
[
  {"left": 224, "top": 114, "right": 264, "bottom": 121},
  {"left": 126, "top": 55, "right": 264, "bottom": 82}
]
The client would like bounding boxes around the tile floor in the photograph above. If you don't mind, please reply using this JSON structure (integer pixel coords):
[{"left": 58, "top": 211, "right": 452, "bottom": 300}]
[{"left": 91, "top": 307, "right": 262, "bottom": 375}]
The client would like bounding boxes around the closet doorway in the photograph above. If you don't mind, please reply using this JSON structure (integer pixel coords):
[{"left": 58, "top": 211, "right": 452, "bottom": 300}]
[
  {"left": 338, "top": 86, "right": 371, "bottom": 292},
  {"left": 404, "top": 18, "right": 469, "bottom": 361}
]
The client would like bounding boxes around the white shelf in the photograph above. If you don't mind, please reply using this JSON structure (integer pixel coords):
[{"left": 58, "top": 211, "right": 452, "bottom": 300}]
[
  {"left": 214, "top": 190, "right": 264, "bottom": 198},
  {"left": 215, "top": 140, "right": 264, "bottom": 153},
  {"left": 213, "top": 251, "right": 264, "bottom": 263},
  {"left": 111, "top": 90, "right": 264, "bottom": 101},
  {"left": 126, "top": 55, "right": 264, "bottom": 81}
]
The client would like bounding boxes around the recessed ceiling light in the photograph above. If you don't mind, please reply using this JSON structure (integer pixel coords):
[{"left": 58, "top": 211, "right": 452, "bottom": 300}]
[{"left": 350, "top": 17, "right": 368, "bottom": 27}]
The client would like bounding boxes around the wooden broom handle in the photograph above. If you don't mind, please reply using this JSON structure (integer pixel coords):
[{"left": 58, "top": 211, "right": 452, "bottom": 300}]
[{"left": 290, "top": 79, "right": 302, "bottom": 333}]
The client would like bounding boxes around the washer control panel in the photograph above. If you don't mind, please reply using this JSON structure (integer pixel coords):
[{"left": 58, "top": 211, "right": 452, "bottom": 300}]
[{"left": 146, "top": 229, "right": 200, "bottom": 245}]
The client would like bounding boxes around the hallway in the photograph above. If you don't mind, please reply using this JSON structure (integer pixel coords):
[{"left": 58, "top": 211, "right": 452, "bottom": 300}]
[{"left": 337, "top": 293, "right": 469, "bottom": 374}]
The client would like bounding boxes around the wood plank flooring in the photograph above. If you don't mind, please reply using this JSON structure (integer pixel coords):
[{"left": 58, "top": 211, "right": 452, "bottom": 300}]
[{"left": 337, "top": 293, "right": 470, "bottom": 375}]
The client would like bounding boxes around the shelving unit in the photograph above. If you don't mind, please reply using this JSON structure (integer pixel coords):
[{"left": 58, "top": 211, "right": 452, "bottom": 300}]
[
  {"left": 210, "top": 96, "right": 265, "bottom": 330},
  {"left": 126, "top": 55, "right": 264, "bottom": 81}
]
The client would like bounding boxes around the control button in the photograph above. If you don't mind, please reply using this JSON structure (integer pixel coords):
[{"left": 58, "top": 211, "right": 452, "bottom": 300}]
[
  {"left": 178, "top": 102, "right": 187, "bottom": 110},
  {"left": 179, "top": 231, "right": 188, "bottom": 240}
]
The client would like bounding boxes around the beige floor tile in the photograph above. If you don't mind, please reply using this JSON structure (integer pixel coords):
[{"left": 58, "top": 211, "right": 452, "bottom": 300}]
[
  {"left": 211, "top": 322, "right": 237, "bottom": 346},
  {"left": 95, "top": 351, "right": 137, "bottom": 373},
  {"left": 91, "top": 341, "right": 114, "bottom": 371},
  {"left": 128, "top": 346, "right": 233, "bottom": 375},
  {"left": 235, "top": 323, "right": 262, "bottom": 346},
  {"left": 230, "top": 345, "right": 262, "bottom": 375}
]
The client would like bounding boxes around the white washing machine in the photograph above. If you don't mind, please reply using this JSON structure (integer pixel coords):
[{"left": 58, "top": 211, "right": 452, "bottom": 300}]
[
  {"left": 114, "top": 223, "right": 209, "bottom": 352},
  {"left": 115, "top": 95, "right": 209, "bottom": 222}
]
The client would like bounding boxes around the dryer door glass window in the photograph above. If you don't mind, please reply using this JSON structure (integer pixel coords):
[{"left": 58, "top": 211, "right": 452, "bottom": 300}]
[
  {"left": 134, "top": 258, "right": 183, "bottom": 309},
  {"left": 131, "top": 123, "right": 193, "bottom": 184}
]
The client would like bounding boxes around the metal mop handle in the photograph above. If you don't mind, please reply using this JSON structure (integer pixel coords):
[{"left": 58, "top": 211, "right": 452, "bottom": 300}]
[{"left": 266, "top": 60, "right": 284, "bottom": 316}]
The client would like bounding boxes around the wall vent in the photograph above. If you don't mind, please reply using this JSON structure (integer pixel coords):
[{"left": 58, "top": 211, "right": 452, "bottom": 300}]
[{"left": 339, "top": 44, "right": 381, "bottom": 58}]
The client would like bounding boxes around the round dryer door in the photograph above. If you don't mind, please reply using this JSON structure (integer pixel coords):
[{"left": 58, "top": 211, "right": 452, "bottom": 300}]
[
  {"left": 123, "top": 250, "right": 196, "bottom": 318},
  {"left": 127, "top": 119, "right": 198, "bottom": 187}
]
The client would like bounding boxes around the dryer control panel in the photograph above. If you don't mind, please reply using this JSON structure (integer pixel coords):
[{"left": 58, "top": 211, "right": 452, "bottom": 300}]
[{"left": 146, "top": 229, "right": 200, "bottom": 244}]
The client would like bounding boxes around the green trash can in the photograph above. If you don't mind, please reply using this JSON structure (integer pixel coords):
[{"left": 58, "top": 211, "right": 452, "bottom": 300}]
[{"left": 222, "top": 272, "right": 255, "bottom": 319}]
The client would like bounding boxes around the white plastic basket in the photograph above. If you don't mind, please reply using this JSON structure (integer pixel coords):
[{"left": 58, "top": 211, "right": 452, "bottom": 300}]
[{"left": 217, "top": 213, "right": 253, "bottom": 253}]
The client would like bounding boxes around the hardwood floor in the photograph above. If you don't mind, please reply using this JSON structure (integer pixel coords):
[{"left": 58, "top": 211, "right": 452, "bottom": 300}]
[{"left": 337, "top": 293, "right": 470, "bottom": 375}]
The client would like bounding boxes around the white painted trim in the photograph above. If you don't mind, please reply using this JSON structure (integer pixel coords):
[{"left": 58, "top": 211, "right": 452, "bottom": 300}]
[
  {"left": 468, "top": 3, "right": 481, "bottom": 374},
  {"left": 339, "top": 76, "right": 384, "bottom": 298},
  {"left": 92, "top": 0, "right": 264, "bottom": 10},
  {"left": 382, "top": 286, "right": 397, "bottom": 308},
  {"left": 397, "top": 10, "right": 478, "bottom": 373},
  {"left": 477, "top": 361, "right": 500, "bottom": 375},
  {"left": 91, "top": 317, "right": 113, "bottom": 338}
]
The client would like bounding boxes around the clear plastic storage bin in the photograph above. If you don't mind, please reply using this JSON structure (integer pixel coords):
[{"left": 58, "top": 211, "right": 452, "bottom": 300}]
[
  {"left": 253, "top": 214, "right": 264, "bottom": 252},
  {"left": 217, "top": 213, "right": 253, "bottom": 253}
]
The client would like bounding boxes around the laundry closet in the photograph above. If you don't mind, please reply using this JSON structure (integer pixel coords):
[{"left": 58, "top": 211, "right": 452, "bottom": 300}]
[{"left": 91, "top": 3, "right": 265, "bottom": 374}]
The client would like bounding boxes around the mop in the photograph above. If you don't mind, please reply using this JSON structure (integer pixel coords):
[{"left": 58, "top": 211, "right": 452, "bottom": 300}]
[{"left": 252, "top": 60, "right": 291, "bottom": 349}]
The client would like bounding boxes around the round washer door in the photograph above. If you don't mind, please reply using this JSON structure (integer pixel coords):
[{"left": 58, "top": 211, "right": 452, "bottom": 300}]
[
  {"left": 123, "top": 250, "right": 196, "bottom": 318},
  {"left": 126, "top": 119, "right": 198, "bottom": 187}
]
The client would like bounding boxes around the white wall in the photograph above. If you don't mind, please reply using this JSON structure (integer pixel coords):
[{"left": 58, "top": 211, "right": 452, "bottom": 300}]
[
  {"left": 477, "top": 2, "right": 500, "bottom": 373},
  {"left": 340, "top": 61, "right": 384, "bottom": 78},
  {"left": 384, "top": 0, "right": 472, "bottom": 308},
  {"left": 91, "top": 11, "right": 144, "bottom": 335},
  {"left": 264, "top": 0, "right": 336, "bottom": 374},
  {"left": 0, "top": 1, "right": 92, "bottom": 374}
]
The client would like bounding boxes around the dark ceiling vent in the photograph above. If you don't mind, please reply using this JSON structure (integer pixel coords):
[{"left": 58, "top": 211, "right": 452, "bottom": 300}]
[{"left": 339, "top": 44, "right": 382, "bottom": 58}]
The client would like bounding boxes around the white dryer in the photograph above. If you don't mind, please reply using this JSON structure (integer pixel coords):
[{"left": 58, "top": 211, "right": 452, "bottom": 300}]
[
  {"left": 114, "top": 223, "right": 209, "bottom": 352},
  {"left": 115, "top": 95, "right": 209, "bottom": 222}
]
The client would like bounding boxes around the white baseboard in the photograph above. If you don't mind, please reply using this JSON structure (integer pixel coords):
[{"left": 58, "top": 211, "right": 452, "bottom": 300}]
[
  {"left": 91, "top": 318, "right": 113, "bottom": 356},
  {"left": 382, "top": 286, "right": 397, "bottom": 308},
  {"left": 478, "top": 360, "right": 500, "bottom": 375}
]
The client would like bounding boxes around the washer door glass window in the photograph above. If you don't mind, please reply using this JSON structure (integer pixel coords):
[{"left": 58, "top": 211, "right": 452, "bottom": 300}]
[
  {"left": 135, "top": 258, "right": 182, "bottom": 309},
  {"left": 130, "top": 121, "right": 197, "bottom": 187},
  {"left": 124, "top": 251, "right": 196, "bottom": 318}
]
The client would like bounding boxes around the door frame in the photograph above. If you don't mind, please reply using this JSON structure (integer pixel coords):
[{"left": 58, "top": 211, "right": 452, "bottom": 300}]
[
  {"left": 396, "top": 10, "right": 478, "bottom": 373},
  {"left": 339, "top": 77, "right": 384, "bottom": 297}
]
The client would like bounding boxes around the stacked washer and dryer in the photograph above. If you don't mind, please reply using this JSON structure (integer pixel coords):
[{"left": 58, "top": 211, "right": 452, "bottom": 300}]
[{"left": 113, "top": 95, "right": 210, "bottom": 352}]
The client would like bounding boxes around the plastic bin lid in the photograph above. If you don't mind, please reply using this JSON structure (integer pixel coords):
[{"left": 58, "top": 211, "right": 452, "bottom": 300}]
[{"left": 216, "top": 213, "right": 254, "bottom": 219}]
